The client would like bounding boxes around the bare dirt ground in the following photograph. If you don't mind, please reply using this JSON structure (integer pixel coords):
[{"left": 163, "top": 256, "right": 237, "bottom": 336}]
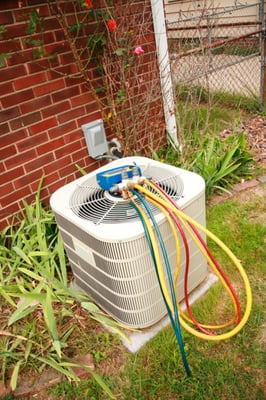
[{"left": 221, "top": 115, "right": 266, "bottom": 166}]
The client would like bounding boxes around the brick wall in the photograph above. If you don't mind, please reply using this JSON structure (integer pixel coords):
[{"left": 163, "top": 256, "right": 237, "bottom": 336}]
[{"left": 0, "top": 0, "right": 164, "bottom": 230}]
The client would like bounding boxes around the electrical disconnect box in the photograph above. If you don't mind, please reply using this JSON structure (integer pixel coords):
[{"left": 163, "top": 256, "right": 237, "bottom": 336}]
[{"left": 81, "top": 119, "right": 108, "bottom": 158}]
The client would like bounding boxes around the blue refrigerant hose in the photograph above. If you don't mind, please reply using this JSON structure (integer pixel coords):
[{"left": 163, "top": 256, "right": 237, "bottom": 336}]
[{"left": 130, "top": 189, "right": 192, "bottom": 376}]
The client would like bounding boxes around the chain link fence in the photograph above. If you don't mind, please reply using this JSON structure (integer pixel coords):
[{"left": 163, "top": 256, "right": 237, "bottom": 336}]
[{"left": 166, "top": 2, "right": 264, "bottom": 100}]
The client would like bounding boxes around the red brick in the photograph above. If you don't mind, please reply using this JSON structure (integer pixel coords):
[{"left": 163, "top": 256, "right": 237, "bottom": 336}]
[
  {"left": 29, "top": 117, "right": 58, "bottom": 135},
  {"left": 0, "top": 203, "right": 20, "bottom": 228},
  {"left": 14, "top": 72, "right": 48, "bottom": 90},
  {"left": 0, "top": 106, "right": 20, "bottom": 123},
  {"left": 47, "top": 65, "right": 73, "bottom": 80},
  {"left": 16, "top": 132, "right": 48, "bottom": 152},
  {"left": 55, "top": 141, "right": 81, "bottom": 159},
  {"left": 0, "top": 10, "right": 13, "bottom": 24},
  {"left": 71, "top": 147, "right": 89, "bottom": 163},
  {"left": 2, "top": 22, "right": 28, "bottom": 40},
  {"left": 0, "top": 123, "right": 9, "bottom": 135},
  {"left": 48, "top": 120, "right": 77, "bottom": 138},
  {"left": 0, "top": 65, "right": 27, "bottom": 83},
  {"left": 42, "top": 15, "right": 61, "bottom": 30},
  {"left": 20, "top": 95, "right": 52, "bottom": 115},
  {"left": 0, "top": 81, "right": 14, "bottom": 96},
  {"left": 18, "top": 193, "right": 35, "bottom": 209},
  {"left": 233, "top": 179, "right": 258, "bottom": 192},
  {"left": 37, "top": 136, "right": 65, "bottom": 156},
  {"left": 59, "top": 52, "right": 77, "bottom": 66},
  {"left": 30, "top": 178, "right": 48, "bottom": 196},
  {"left": 0, "top": 1, "right": 20, "bottom": 11},
  {"left": 2, "top": 89, "right": 34, "bottom": 108},
  {"left": 43, "top": 155, "right": 72, "bottom": 176},
  {"left": 0, "top": 181, "right": 14, "bottom": 198},
  {"left": 42, "top": 171, "right": 60, "bottom": 189},
  {"left": 27, "top": 58, "right": 56, "bottom": 74},
  {"left": 0, "top": 166, "right": 24, "bottom": 187},
  {"left": 0, "top": 40, "right": 22, "bottom": 55},
  {"left": 0, "top": 162, "right": 5, "bottom": 174},
  {"left": 41, "top": 100, "right": 70, "bottom": 119},
  {"left": 1, "top": 129, "right": 27, "bottom": 148},
  {"left": 44, "top": 42, "right": 69, "bottom": 57},
  {"left": 5, "top": 149, "right": 36, "bottom": 170},
  {"left": 0, "top": 187, "right": 31, "bottom": 208},
  {"left": 24, "top": 153, "right": 54, "bottom": 173},
  {"left": 58, "top": 163, "right": 77, "bottom": 178},
  {"left": 6, "top": 49, "right": 33, "bottom": 67},
  {"left": 0, "top": 216, "right": 7, "bottom": 230},
  {"left": 64, "top": 130, "right": 83, "bottom": 144},
  {"left": 0, "top": 144, "right": 17, "bottom": 160},
  {"left": 14, "top": 5, "right": 50, "bottom": 23},
  {"left": 47, "top": 177, "right": 71, "bottom": 196},
  {"left": 70, "top": 92, "right": 94, "bottom": 108},
  {"left": 34, "top": 79, "right": 65, "bottom": 96},
  {"left": 22, "top": 31, "right": 56, "bottom": 50},
  {"left": 31, "top": 174, "right": 59, "bottom": 198},
  {"left": 77, "top": 111, "right": 101, "bottom": 128},
  {"left": 57, "top": 106, "right": 86, "bottom": 124},
  {"left": 65, "top": 74, "right": 84, "bottom": 87},
  {"left": 14, "top": 170, "right": 43, "bottom": 190},
  {"left": 10, "top": 111, "right": 42, "bottom": 130},
  {"left": 52, "top": 85, "right": 80, "bottom": 103}
]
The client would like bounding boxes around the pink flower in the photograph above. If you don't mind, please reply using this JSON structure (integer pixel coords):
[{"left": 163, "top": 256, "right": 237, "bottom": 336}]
[
  {"left": 134, "top": 46, "right": 144, "bottom": 55},
  {"left": 107, "top": 19, "right": 117, "bottom": 32}
]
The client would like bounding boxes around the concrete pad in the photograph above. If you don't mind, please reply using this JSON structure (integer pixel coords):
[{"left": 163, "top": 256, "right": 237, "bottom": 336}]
[{"left": 120, "top": 272, "right": 218, "bottom": 353}]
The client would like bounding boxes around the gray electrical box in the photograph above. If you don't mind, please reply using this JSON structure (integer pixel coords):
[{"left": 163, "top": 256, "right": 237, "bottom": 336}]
[{"left": 81, "top": 119, "right": 108, "bottom": 159}]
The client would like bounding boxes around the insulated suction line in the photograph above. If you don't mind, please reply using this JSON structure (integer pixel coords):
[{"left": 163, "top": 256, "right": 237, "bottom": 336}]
[{"left": 130, "top": 181, "right": 252, "bottom": 342}]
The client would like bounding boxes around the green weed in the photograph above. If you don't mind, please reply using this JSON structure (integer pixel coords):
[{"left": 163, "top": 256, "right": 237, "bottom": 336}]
[{"left": 0, "top": 179, "right": 123, "bottom": 397}]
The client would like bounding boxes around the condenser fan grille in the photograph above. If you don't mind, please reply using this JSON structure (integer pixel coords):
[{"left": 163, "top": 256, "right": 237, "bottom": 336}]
[{"left": 69, "top": 165, "right": 184, "bottom": 224}]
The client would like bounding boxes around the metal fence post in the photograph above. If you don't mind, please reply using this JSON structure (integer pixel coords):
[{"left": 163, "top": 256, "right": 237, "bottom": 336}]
[
  {"left": 206, "top": 12, "right": 213, "bottom": 68},
  {"left": 259, "top": 0, "right": 266, "bottom": 105}
]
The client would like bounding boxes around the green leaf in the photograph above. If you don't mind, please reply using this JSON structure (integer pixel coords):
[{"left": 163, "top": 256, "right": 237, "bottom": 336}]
[
  {"left": 33, "top": 356, "right": 78, "bottom": 380},
  {"left": 18, "top": 267, "right": 45, "bottom": 282},
  {"left": 75, "top": 164, "right": 88, "bottom": 176},
  {"left": 12, "top": 246, "right": 32, "bottom": 265},
  {"left": 56, "top": 233, "right": 68, "bottom": 285},
  {"left": 52, "top": 340, "right": 62, "bottom": 356},
  {"left": 60, "top": 362, "right": 116, "bottom": 399},
  {"left": 114, "top": 47, "right": 126, "bottom": 56},
  {"left": 89, "top": 369, "right": 116, "bottom": 399},
  {"left": 81, "top": 301, "right": 101, "bottom": 313},
  {"left": 8, "top": 303, "right": 38, "bottom": 326},
  {"left": 42, "top": 288, "right": 61, "bottom": 358},
  {"left": 0, "top": 287, "right": 16, "bottom": 307},
  {"left": 10, "top": 360, "right": 23, "bottom": 391},
  {"left": 91, "top": 313, "right": 130, "bottom": 342},
  {"left": 0, "top": 53, "right": 11, "bottom": 67},
  {"left": 0, "top": 24, "right": 7, "bottom": 34},
  {"left": 28, "top": 251, "right": 50, "bottom": 257}
]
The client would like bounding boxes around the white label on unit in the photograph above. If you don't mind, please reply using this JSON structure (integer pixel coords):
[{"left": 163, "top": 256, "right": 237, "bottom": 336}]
[
  {"left": 126, "top": 208, "right": 137, "bottom": 217},
  {"left": 73, "top": 237, "right": 96, "bottom": 267}
]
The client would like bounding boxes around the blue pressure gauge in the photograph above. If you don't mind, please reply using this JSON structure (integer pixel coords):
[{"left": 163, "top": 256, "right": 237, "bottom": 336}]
[{"left": 96, "top": 165, "right": 142, "bottom": 191}]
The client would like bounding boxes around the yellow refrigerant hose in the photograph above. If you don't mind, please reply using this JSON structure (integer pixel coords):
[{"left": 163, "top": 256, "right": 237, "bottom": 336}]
[
  {"left": 146, "top": 192, "right": 239, "bottom": 331},
  {"left": 146, "top": 180, "right": 240, "bottom": 331},
  {"left": 132, "top": 182, "right": 252, "bottom": 341}
]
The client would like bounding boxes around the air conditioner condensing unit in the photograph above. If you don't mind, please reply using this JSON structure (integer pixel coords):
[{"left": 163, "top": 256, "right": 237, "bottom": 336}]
[{"left": 50, "top": 156, "right": 208, "bottom": 328}]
